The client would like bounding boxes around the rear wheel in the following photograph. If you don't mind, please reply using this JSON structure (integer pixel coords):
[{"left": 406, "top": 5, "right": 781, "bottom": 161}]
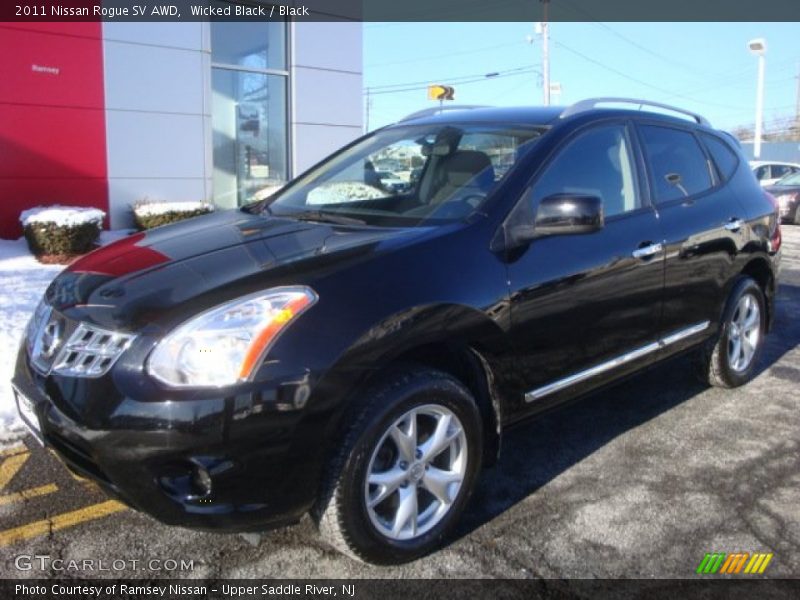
[
  {"left": 694, "top": 277, "right": 766, "bottom": 388},
  {"left": 315, "top": 367, "right": 482, "bottom": 564}
]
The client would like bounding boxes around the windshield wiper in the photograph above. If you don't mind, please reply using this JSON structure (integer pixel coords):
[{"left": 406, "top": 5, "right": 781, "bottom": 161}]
[{"left": 289, "top": 210, "right": 367, "bottom": 226}]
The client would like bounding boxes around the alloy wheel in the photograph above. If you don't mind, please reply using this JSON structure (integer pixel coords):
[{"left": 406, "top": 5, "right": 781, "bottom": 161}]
[
  {"left": 364, "top": 404, "right": 468, "bottom": 541},
  {"left": 727, "top": 293, "right": 761, "bottom": 372}
]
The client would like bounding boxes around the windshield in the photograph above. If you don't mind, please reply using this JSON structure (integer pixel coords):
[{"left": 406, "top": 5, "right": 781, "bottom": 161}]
[
  {"left": 776, "top": 172, "right": 800, "bottom": 186},
  {"left": 260, "top": 123, "right": 544, "bottom": 226}
]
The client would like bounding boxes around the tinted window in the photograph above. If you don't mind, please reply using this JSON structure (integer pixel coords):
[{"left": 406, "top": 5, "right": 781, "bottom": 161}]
[
  {"left": 772, "top": 164, "right": 797, "bottom": 179},
  {"left": 640, "top": 125, "right": 713, "bottom": 203},
  {"left": 533, "top": 124, "right": 639, "bottom": 217},
  {"left": 701, "top": 133, "right": 739, "bottom": 181},
  {"left": 754, "top": 165, "right": 770, "bottom": 180}
]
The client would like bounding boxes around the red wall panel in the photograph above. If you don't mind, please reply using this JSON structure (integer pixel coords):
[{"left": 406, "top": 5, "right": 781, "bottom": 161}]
[
  {"left": 0, "top": 26, "right": 105, "bottom": 108},
  {"left": 0, "top": 22, "right": 101, "bottom": 39},
  {"left": 0, "top": 23, "right": 107, "bottom": 239}
]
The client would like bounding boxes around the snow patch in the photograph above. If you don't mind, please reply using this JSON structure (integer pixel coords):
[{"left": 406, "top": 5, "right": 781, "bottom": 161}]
[
  {"left": 133, "top": 201, "right": 214, "bottom": 217},
  {"left": 0, "top": 231, "right": 130, "bottom": 438},
  {"left": 19, "top": 205, "right": 106, "bottom": 227},
  {"left": 0, "top": 238, "right": 63, "bottom": 435}
]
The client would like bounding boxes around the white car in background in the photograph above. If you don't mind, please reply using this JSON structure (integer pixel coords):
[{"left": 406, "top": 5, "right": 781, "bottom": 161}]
[{"left": 750, "top": 160, "right": 800, "bottom": 187}]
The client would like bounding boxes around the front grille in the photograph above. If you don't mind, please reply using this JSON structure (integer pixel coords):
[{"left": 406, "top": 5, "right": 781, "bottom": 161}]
[{"left": 51, "top": 322, "right": 135, "bottom": 378}]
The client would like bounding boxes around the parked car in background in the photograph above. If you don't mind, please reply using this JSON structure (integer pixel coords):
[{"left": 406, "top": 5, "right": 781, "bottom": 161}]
[
  {"left": 750, "top": 160, "right": 800, "bottom": 187},
  {"left": 765, "top": 171, "right": 800, "bottom": 224},
  {"left": 14, "top": 98, "right": 781, "bottom": 564}
]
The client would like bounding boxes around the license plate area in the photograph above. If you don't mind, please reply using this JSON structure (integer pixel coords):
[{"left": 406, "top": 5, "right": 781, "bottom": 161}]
[{"left": 13, "top": 385, "right": 44, "bottom": 446}]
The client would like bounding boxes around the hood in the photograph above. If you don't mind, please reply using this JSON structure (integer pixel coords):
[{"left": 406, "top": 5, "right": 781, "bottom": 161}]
[{"left": 45, "top": 209, "right": 423, "bottom": 329}]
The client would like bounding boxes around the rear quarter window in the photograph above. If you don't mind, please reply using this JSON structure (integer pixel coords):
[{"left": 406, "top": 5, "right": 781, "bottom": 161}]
[{"left": 700, "top": 133, "right": 739, "bottom": 182}]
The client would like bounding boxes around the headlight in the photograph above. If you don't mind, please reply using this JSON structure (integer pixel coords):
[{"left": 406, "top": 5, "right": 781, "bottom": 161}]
[
  {"left": 776, "top": 194, "right": 794, "bottom": 207},
  {"left": 147, "top": 286, "right": 317, "bottom": 388}
]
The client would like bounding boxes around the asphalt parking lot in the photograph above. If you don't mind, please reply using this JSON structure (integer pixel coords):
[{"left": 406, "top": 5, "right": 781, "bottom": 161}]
[{"left": 1, "top": 227, "right": 799, "bottom": 580}]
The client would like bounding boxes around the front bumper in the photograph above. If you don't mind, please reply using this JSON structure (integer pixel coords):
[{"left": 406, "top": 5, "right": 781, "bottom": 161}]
[{"left": 11, "top": 345, "right": 325, "bottom": 532}]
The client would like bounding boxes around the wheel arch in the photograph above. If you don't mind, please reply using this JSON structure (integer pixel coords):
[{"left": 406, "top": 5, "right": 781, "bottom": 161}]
[
  {"left": 314, "top": 303, "right": 510, "bottom": 469},
  {"left": 739, "top": 256, "right": 776, "bottom": 330},
  {"left": 391, "top": 342, "right": 503, "bottom": 466}
]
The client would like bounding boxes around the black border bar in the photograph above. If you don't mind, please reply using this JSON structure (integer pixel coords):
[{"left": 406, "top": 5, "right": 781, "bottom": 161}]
[{"left": 3, "top": 0, "right": 800, "bottom": 22}]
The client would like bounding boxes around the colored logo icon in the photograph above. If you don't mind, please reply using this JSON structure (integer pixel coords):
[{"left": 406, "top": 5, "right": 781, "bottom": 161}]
[{"left": 696, "top": 552, "right": 773, "bottom": 574}]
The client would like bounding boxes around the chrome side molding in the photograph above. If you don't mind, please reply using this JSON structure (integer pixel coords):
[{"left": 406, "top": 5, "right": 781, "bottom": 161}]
[{"left": 525, "top": 320, "right": 710, "bottom": 403}]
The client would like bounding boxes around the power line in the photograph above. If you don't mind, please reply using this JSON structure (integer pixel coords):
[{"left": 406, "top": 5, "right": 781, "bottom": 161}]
[
  {"left": 366, "top": 68, "right": 539, "bottom": 96},
  {"left": 365, "top": 65, "right": 539, "bottom": 93},
  {"left": 365, "top": 41, "right": 521, "bottom": 68},
  {"left": 558, "top": 0, "right": 709, "bottom": 75},
  {"left": 551, "top": 38, "right": 758, "bottom": 111}
]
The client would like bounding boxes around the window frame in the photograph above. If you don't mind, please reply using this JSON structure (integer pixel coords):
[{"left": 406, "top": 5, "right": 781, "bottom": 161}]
[{"left": 632, "top": 119, "right": 719, "bottom": 209}]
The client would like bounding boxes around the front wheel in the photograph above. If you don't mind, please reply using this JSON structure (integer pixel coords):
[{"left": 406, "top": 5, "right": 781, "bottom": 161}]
[
  {"left": 694, "top": 276, "right": 766, "bottom": 388},
  {"left": 314, "top": 367, "right": 482, "bottom": 564}
]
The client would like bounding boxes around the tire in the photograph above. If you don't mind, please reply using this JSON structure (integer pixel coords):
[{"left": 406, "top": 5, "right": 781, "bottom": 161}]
[
  {"left": 314, "top": 366, "right": 482, "bottom": 564},
  {"left": 694, "top": 276, "right": 766, "bottom": 388}
]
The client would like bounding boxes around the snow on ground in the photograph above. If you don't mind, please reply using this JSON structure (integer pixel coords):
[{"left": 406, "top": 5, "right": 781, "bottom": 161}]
[
  {"left": 0, "top": 238, "right": 63, "bottom": 441},
  {"left": 0, "top": 231, "right": 133, "bottom": 441}
]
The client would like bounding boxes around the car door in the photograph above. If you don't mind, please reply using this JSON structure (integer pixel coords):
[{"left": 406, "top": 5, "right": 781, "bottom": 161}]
[
  {"left": 506, "top": 121, "right": 665, "bottom": 418},
  {"left": 635, "top": 122, "right": 747, "bottom": 347}
]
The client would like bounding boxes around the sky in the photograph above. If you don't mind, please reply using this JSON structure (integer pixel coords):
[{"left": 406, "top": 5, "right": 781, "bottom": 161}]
[{"left": 363, "top": 22, "right": 800, "bottom": 133}]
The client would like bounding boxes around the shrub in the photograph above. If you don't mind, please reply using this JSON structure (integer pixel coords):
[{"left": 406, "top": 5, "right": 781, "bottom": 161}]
[
  {"left": 20, "top": 206, "right": 104, "bottom": 258},
  {"left": 133, "top": 201, "right": 214, "bottom": 230}
]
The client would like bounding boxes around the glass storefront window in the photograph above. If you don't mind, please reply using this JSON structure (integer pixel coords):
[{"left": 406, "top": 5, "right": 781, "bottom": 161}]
[
  {"left": 211, "top": 17, "right": 289, "bottom": 208},
  {"left": 212, "top": 70, "right": 287, "bottom": 209},
  {"left": 210, "top": 19, "right": 286, "bottom": 72}
]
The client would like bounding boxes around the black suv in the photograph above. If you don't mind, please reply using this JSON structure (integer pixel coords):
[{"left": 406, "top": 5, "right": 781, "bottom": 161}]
[{"left": 13, "top": 99, "right": 781, "bottom": 564}]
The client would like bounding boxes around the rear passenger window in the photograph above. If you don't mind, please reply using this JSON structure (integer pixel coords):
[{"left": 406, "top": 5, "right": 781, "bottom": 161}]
[
  {"left": 700, "top": 133, "right": 739, "bottom": 181},
  {"left": 639, "top": 125, "right": 713, "bottom": 203}
]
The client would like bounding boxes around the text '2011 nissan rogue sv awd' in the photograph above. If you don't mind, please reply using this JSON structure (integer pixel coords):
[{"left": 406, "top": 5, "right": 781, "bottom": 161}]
[{"left": 13, "top": 99, "right": 781, "bottom": 564}]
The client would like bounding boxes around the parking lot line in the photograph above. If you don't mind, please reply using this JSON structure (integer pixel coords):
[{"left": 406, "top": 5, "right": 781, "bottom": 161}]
[
  {"left": 0, "top": 483, "right": 58, "bottom": 506},
  {"left": 0, "top": 444, "right": 27, "bottom": 458},
  {"left": 0, "top": 452, "right": 29, "bottom": 489},
  {"left": 0, "top": 499, "right": 127, "bottom": 547}
]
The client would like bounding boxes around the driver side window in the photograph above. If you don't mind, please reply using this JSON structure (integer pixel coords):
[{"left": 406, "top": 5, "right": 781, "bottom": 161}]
[{"left": 533, "top": 124, "right": 640, "bottom": 218}]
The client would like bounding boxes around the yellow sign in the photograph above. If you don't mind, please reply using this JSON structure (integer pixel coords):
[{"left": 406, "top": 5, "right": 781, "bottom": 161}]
[{"left": 427, "top": 85, "right": 455, "bottom": 101}]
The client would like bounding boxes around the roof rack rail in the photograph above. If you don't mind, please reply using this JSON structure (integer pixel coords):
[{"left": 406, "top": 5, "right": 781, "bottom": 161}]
[
  {"left": 398, "top": 105, "right": 489, "bottom": 122},
  {"left": 560, "top": 98, "right": 710, "bottom": 127}
]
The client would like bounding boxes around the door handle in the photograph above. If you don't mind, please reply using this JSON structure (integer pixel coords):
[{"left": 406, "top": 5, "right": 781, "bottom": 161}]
[
  {"left": 724, "top": 218, "right": 745, "bottom": 232},
  {"left": 632, "top": 243, "right": 664, "bottom": 259}
]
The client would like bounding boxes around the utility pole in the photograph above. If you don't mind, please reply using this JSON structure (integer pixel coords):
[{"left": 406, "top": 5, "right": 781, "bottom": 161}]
[
  {"left": 541, "top": 0, "right": 550, "bottom": 106},
  {"left": 795, "top": 62, "right": 800, "bottom": 128},
  {"left": 365, "top": 87, "right": 371, "bottom": 133}
]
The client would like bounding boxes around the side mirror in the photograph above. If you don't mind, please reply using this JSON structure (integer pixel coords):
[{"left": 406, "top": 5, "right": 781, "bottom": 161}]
[
  {"left": 491, "top": 191, "right": 604, "bottom": 253},
  {"left": 533, "top": 193, "right": 604, "bottom": 237}
]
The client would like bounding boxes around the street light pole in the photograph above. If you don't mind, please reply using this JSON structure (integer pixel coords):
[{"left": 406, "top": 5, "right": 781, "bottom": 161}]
[
  {"left": 541, "top": 0, "right": 550, "bottom": 106},
  {"left": 748, "top": 38, "right": 767, "bottom": 159}
]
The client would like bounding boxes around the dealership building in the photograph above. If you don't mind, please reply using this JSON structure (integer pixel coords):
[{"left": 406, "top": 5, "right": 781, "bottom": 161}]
[{"left": 0, "top": 17, "right": 362, "bottom": 238}]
